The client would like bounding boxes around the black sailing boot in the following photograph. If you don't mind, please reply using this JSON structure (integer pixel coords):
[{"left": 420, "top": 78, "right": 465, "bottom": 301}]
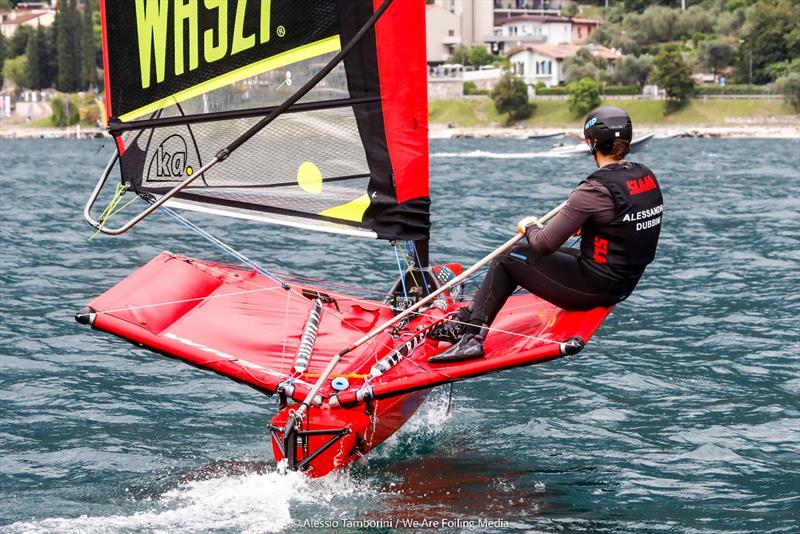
[
  {"left": 427, "top": 305, "right": 472, "bottom": 344},
  {"left": 428, "top": 322, "right": 488, "bottom": 363}
]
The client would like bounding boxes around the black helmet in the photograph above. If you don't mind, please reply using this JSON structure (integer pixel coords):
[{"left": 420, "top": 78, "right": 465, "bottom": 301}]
[{"left": 583, "top": 106, "right": 632, "bottom": 155}]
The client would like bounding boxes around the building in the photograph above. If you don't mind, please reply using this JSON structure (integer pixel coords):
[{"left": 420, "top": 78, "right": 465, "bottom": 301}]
[
  {"left": 507, "top": 43, "right": 621, "bottom": 87},
  {"left": 493, "top": 0, "right": 568, "bottom": 21},
  {"left": 426, "top": 0, "right": 577, "bottom": 63},
  {"left": 485, "top": 15, "right": 601, "bottom": 55},
  {"left": 0, "top": 5, "right": 56, "bottom": 39},
  {"left": 571, "top": 17, "right": 599, "bottom": 44},
  {"left": 426, "top": 3, "right": 463, "bottom": 64}
]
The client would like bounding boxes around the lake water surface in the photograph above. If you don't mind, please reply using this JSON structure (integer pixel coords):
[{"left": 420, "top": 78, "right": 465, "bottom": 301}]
[{"left": 1, "top": 137, "right": 799, "bottom": 533}]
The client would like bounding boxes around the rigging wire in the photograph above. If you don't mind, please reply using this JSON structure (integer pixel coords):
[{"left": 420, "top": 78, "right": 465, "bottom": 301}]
[
  {"left": 92, "top": 205, "right": 563, "bottom": 347},
  {"left": 392, "top": 242, "right": 408, "bottom": 299},
  {"left": 156, "top": 203, "right": 289, "bottom": 289}
]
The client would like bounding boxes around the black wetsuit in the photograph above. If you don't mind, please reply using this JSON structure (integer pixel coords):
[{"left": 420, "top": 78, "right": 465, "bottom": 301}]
[{"left": 468, "top": 161, "right": 663, "bottom": 326}]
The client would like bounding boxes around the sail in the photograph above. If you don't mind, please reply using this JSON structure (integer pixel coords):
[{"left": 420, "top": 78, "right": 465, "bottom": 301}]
[{"left": 100, "top": 0, "right": 429, "bottom": 240}]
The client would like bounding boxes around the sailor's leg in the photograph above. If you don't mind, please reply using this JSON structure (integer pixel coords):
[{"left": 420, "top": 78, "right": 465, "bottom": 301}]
[
  {"left": 428, "top": 250, "right": 519, "bottom": 363},
  {"left": 500, "top": 246, "right": 620, "bottom": 311},
  {"left": 467, "top": 247, "right": 522, "bottom": 329}
]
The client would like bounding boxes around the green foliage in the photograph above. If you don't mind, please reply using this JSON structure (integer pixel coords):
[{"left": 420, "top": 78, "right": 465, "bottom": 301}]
[
  {"left": 698, "top": 40, "right": 734, "bottom": 75},
  {"left": 81, "top": 0, "right": 97, "bottom": 87},
  {"left": 736, "top": 0, "right": 800, "bottom": 84},
  {"left": 564, "top": 48, "right": 605, "bottom": 83},
  {"left": 0, "top": 32, "right": 5, "bottom": 87},
  {"left": 447, "top": 45, "right": 502, "bottom": 68},
  {"left": 462, "top": 81, "right": 488, "bottom": 96},
  {"left": 8, "top": 25, "right": 33, "bottom": 58},
  {"left": 653, "top": 46, "right": 695, "bottom": 109},
  {"left": 567, "top": 78, "right": 602, "bottom": 117},
  {"left": 695, "top": 84, "right": 768, "bottom": 95},
  {"left": 536, "top": 85, "right": 570, "bottom": 95},
  {"left": 765, "top": 57, "right": 800, "bottom": 79},
  {"left": 610, "top": 54, "right": 654, "bottom": 87},
  {"left": 714, "top": 8, "right": 747, "bottom": 37},
  {"left": 56, "top": 0, "right": 83, "bottom": 92},
  {"left": 490, "top": 73, "right": 535, "bottom": 125},
  {"left": 24, "top": 25, "right": 42, "bottom": 89},
  {"left": 592, "top": 2, "right": 745, "bottom": 56},
  {"left": 50, "top": 93, "right": 80, "bottom": 127},
  {"left": 601, "top": 84, "right": 640, "bottom": 95},
  {"left": 561, "top": 2, "right": 579, "bottom": 17},
  {"left": 3, "top": 54, "right": 29, "bottom": 89},
  {"left": 774, "top": 73, "right": 800, "bottom": 112}
]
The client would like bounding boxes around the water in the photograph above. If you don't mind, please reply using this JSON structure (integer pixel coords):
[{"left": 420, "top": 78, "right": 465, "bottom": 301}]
[{"left": 1, "top": 137, "right": 799, "bottom": 533}]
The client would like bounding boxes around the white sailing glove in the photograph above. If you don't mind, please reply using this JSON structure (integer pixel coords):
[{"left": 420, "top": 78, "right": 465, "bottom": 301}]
[{"left": 517, "top": 216, "right": 543, "bottom": 234}]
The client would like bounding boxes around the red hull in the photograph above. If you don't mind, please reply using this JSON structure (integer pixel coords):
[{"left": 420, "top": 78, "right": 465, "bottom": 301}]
[
  {"left": 269, "top": 388, "right": 430, "bottom": 477},
  {"left": 79, "top": 252, "right": 612, "bottom": 476}
]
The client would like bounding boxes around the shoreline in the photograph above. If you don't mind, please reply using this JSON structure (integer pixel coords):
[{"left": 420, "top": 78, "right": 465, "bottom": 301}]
[
  {"left": 429, "top": 123, "right": 800, "bottom": 140},
  {"left": 1, "top": 123, "right": 797, "bottom": 140},
  {"left": 0, "top": 125, "right": 108, "bottom": 139}
]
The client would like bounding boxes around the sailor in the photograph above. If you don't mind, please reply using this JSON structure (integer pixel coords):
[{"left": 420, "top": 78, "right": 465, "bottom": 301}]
[{"left": 429, "top": 106, "right": 663, "bottom": 362}]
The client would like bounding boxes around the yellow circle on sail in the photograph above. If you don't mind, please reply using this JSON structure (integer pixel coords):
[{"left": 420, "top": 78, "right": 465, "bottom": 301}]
[{"left": 296, "top": 161, "right": 323, "bottom": 194}]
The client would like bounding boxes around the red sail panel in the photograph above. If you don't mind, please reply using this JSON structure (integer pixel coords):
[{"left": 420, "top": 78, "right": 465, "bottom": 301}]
[{"left": 374, "top": 0, "right": 428, "bottom": 202}]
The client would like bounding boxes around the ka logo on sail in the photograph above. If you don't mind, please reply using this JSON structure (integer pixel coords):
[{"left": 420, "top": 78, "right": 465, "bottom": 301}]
[{"left": 148, "top": 134, "right": 191, "bottom": 181}]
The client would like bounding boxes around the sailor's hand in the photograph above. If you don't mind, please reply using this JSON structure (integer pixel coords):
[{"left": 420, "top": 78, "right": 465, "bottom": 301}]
[{"left": 517, "top": 216, "right": 543, "bottom": 234}]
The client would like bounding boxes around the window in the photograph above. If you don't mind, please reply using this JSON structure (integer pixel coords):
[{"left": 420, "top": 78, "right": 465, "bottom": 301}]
[{"left": 448, "top": 29, "right": 455, "bottom": 37}]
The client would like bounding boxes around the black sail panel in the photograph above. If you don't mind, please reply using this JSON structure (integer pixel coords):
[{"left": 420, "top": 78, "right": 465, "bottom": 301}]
[{"left": 100, "top": 0, "right": 430, "bottom": 240}]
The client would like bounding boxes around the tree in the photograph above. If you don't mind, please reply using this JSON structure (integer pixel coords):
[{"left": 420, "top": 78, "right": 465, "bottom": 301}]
[
  {"left": 8, "top": 25, "right": 33, "bottom": 58},
  {"left": 610, "top": 54, "right": 653, "bottom": 87},
  {"left": 0, "top": 32, "right": 6, "bottom": 87},
  {"left": 564, "top": 48, "right": 605, "bottom": 83},
  {"left": 3, "top": 54, "right": 29, "bottom": 89},
  {"left": 490, "top": 73, "right": 535, "bottom": 125},
  {"left": 736, "top": 0, "right": 800, "bottom": 83},
  {"left": 679, "top": 5, "right": 715, "bottom": 36},
  {"left": 766, "top": 57, "right": 800, "bottom": 79},
  {"left": 50, "top": 93, "right": 80, "bottom": 126},
  {"left": 698, "top": 40, "right": 734, "bottom": 76},
  {"left": 567, "top": 78, "right": 601, "bottom": 117},
  {"left": 81, "top": 0, "right": 96, "bottom": 88},
  {"left": 774, "top": 73, "right": 800, "bottom": 112},
  {"left": 653, "top": 46, "right": 695, "bottom": 110},
  {"left": 447, "top": 45, "right": 501, "bottom": 68},
  {"left": 561, "top": 2, "right": 579, "bottom": 17},
  {"left": 24, "top": 25, "right": 41, "bottom": 89},
  {"left": 56, "top": 0, "right": 82, "bottom": 91}
]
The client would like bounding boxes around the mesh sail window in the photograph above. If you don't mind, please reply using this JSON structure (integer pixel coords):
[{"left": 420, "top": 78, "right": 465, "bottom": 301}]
[{"left": 101, "top": 0, "right": 429, "bottom": 240}]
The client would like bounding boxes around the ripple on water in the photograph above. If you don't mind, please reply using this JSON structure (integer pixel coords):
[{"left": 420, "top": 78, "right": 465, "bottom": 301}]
[{"left": 2, "top": 138, "right": 800, "bottom": 533}]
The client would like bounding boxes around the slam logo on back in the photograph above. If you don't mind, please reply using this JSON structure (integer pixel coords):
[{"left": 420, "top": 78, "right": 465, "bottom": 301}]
[{"left": 147, "top": 134, "right": 193, "bottom": 181}]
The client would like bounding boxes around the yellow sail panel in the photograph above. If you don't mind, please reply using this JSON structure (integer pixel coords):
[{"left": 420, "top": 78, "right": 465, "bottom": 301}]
[
  {"left": 119, "top": 36, "right": 341, "bottom": 121},
  {"left": 319, "top": 194, "right": 371, "bottom": 223}
]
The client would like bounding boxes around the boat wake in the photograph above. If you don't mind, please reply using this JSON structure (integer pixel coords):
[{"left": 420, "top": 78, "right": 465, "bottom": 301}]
[
  {"left": 6, "top": 395, "right": 459, "bottom": 534},
  {"left": 368, "top": 388, "right": 454, "bottom": 461},
  {"left": 431, "top": 150, "right": 571, "bottom": 159},
  {"left": 5, "top": 465, "right": 382, "bottom": 534}
]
